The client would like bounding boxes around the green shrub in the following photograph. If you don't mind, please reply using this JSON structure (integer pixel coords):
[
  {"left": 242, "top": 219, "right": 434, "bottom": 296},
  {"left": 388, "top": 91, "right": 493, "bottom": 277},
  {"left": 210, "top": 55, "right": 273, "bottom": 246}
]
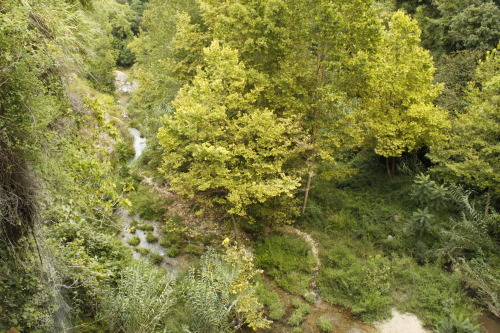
[
  {"left": 150, "top": 252, "right": 164, "bottom": 265},
  {"left": 318, "top": 244, "right": 391, "bottom": 321},
  {"left": 137, "top": 223, "right": 154, "bottom": 231},
  {"left": 134, "top": 247, "right": 150, "bottom": 256},
  {"left": 255, "top": 234, "right": 315, "bottom": 294},
  {"left": 304, "top": 291, "right": 316, "bottom": 304},
  {"left": 292, "top": 327, "right": 302, "bottom": 333},
  {"left": 167, "top": 247, "right": 179, "bottom": 257},
  {"left": 436, "top": 311, "right": 480, "bottom": 333},
  {"left": 128, "top": 186, "right": 166, "bottom": 220},
  {"left": 391, "top": 257, "right": 479, "bottom": 328},
  {"left": 145, "top": 231, "right": 158, "bottom": 243},
  {"left": 255, "top": 279, "right": 286, "bottom": 320},
  {"left": 316, "top": 315, "right": 334, "bottom": 332},
  {"left": 183, "top": 243, "right": 204, "bottom": 255},
  {"left": 287, "top": 299, "right": 310, "bottom": 326},
  {"left": 99, "top": 261, "right": 175, "bottom": 332},
  {"left": 160, "top": 232, "right": 182, "bottom": 248},
  {"left": 127, "top": 236, "right": 140, "bottom": 246},
  {"left": 115, "top": 140, "right": 135, "bottom": 163}
]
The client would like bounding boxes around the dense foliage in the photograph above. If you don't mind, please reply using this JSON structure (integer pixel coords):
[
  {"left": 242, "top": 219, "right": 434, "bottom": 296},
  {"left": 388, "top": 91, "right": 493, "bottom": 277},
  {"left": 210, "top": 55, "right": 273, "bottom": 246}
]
[{"left": 1, "top": 0, "right": 499, "bottom": 332}]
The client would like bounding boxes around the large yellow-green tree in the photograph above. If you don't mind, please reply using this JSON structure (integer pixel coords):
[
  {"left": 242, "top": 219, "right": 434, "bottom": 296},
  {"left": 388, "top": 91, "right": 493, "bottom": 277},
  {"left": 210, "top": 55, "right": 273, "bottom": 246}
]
[
  {"left": 158, "top": 41, "right": 306, "bottom": 223},
  {"left": 359, "top": 11, "right": 450, "bottom": 177}
]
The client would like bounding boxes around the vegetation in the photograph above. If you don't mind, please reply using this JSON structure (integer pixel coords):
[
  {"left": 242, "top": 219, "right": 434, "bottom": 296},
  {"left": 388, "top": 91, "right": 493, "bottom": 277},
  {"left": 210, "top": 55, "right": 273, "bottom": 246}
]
[
  {"left": 1, "top": 0, "right": 499, "bottom": 332},
  {"left": 255, "top": 234, "right": 315, "bottom": 294}
]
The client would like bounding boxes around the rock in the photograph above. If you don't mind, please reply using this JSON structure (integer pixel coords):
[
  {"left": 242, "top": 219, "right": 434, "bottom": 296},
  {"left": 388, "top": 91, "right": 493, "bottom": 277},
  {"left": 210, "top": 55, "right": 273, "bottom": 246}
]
[{"left": 387, "top": 235, "right": 394, "bottom": 241}]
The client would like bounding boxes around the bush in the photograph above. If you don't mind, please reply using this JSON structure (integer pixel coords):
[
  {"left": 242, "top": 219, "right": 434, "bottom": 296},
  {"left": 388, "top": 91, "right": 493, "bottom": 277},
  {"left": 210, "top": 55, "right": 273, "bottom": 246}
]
[
  {"left": 304, "top": 292, "right": 316, "bottom": 304},
  {"left": 167, "top": 247, "right": 179, "bottom": 257},
  {"left": 436, "top": 311, "right": 480, "bottom": 333},
  {"left": 128, "top": 186, "right": 166, "bottom": 220},
  {"left": 99, "top": 261, "right": 175, "bottom": 332},
  {"left": 183, "top": 243, "right": 204, "bottom": 255},
  {"left": 318, "top": 244, "right": 391, "bottom": 321},
  {"left": 145, "top": 232, "right": 158, "bottom": 243},
  {"left": 149, "top": 253, "right": 164, "bottom": 265},
  {"left": 255, "top": 279, "right": 286, "bottom": 320},
  {"left": 316, "top": 315, "right": 334, "bottom": 332},
  {"left": 255, "top": 234, "right": 315, "bottom": 294},
  {"left": 160, "top": 232, "right": 182, "bottom": 248},
  {"left": 134, "top": 247, "right": 150, "bottom": 256},
  {"left": 136, "top": 223, "right": 154, "bottom": 231},
  {"left": 391, "top": 257, "right": 479, "bottom": 328},
  {"left": 287, "top": 299, "right": 310, "bottom": 326},
  {"left": 127, "top": 236, "right": 140, "bottom": 246}
]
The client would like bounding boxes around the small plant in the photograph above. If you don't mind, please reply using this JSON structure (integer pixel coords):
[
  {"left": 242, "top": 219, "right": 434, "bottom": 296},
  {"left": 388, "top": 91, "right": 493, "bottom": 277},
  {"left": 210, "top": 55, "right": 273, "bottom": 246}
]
[
  {"left": 127, "top": 226, "right": 136, "bottom": 234},
  {"left": 256, "top": 279, "right": 286, "bottom": 320},
  {"left": 304, "top": 291, "right": 316, "bottom": 304},
  {"left": 255, "top": 234, "right": 315, "bottom": 294},
  {"left": 137, "top": 223, "right": 154, "bottom": 231},
  {"left": 167, "top": 246, "right": 179, "bottom": 257},
  {"left": 288, "top": 299, "right": 310, "bottom": 326},
  {"left": 436, "top": 311, "right": 480, "bottom": 333},
  {"left": 150, "top": 252, "right": 164, "bottom": 265},
  {"left": 134, "top": 247, "right": 150, "bottom": 256},
  {"left": 145, "top": 231, "right": 158, "bottom": 243},
  {"left": 410, "top": 173, "right": 448, "bottom": 209},
  {"left": 292, "top": 327, "right": 302, "bottom": 333},
  {"left": 408, "top": 207, "right": 435, "bottom": 236},
  {"left": 183, "top": 243, "right": 204, "bottom": 255},
  {"left": 160, "top": 232, "right": 182, "bottom": 247},
  {"left": 316, "top": 315, "right": 334, "bottom": 332},
  {"left": 127, "top": 236, "right": 140, "bottom": 246}
]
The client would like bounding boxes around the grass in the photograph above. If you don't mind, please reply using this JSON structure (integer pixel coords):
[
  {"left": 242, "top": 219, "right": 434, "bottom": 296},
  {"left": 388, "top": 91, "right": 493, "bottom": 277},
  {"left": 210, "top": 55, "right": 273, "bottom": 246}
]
[
  {"left": 137, "top": 223, "right": 154, "bottom": 231},
  {"left": 255, "top": 279, "right": 286, "bottom": 320},
  {"left": 127, "top": 236, "right": 140, "bottom": 246},
  {"left": 287, "top": 298, "right": 310, "bottom": 326},
  {"left": 145, "top": 231, "right": 158, "bottom": 243},
  {"left": 300, "top": 157, "right": 480, "bottom": 327},
  {"left": 316, "top": 315, "right": 334, "bottom": 332},
  {"left": 134, "top": 247, "right": 150, "bottom": 256},
  {"left": 149, "top": 252, "right": 163, "bottom": 265},
  {"left": 255, "top": 234, "right": 315, "bottom": 295},
  {"left": 167, "top": 247, "right": 179, "bottom": 257}
]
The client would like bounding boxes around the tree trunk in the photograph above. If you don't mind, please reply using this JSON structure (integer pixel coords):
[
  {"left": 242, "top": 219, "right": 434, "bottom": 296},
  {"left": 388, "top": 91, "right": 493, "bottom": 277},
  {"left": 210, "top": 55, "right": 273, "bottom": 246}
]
[{"left": 302, "top": 154, "right": 316, "bottom": 214}]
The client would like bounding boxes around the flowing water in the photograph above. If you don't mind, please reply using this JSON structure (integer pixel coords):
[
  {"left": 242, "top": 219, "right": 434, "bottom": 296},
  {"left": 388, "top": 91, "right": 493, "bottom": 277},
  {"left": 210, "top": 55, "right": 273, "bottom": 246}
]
[
  {"left": 115, "top": 70, "right": 190, "bottom": 275},
  {"left": 128, "top": 127, "right": 146, "bottom": 161}
]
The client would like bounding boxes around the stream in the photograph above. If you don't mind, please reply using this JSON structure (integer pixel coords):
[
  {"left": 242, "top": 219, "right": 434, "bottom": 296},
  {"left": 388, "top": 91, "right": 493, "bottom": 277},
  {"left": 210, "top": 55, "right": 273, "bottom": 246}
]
[{"left": 114, "top": 70, "right": 190, "bottom": 274}]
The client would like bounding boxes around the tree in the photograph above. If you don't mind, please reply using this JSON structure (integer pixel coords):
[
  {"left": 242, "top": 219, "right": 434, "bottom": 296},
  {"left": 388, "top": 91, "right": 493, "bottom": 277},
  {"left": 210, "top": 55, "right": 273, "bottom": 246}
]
[
  {"left": 429, "top": 45, "right": 500, "bottom": 213},
  {"left": 359, "top": 11, "right": 450, "bottom": 177},
  {"left": 158, "top": 41, "right": 305, "bottom": 222}
]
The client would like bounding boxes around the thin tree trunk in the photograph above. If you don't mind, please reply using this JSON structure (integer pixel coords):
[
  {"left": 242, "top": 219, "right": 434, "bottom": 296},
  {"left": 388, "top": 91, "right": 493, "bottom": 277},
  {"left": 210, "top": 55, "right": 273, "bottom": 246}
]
[
  {"left": 302, "top": 154, "right": 316, "bottom": 214},
  {"left": 231, "top": 215, "right": 240, "bottom": 242}
]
